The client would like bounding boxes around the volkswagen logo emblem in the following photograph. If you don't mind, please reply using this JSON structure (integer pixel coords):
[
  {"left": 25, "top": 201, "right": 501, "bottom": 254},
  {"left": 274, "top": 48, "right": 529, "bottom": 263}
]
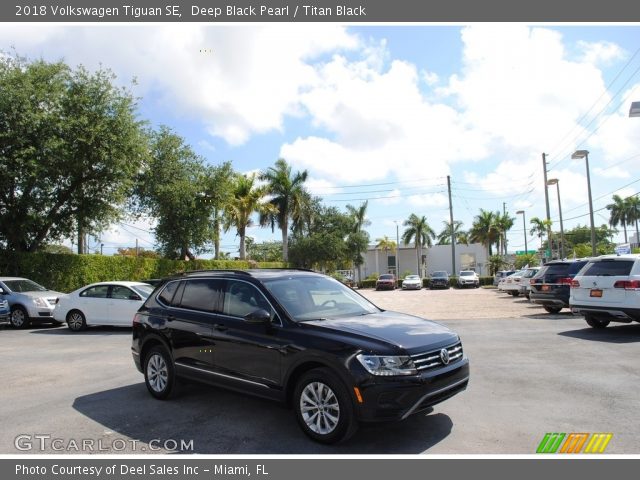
[{"left": 440, "top": 348, "right": 450, "bottom": 365}]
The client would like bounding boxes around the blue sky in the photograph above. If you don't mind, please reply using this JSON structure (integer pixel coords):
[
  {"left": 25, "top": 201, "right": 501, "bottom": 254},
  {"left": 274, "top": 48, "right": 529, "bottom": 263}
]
[{"left": 2, "top": 24, "right": 640, "bottom": 256}]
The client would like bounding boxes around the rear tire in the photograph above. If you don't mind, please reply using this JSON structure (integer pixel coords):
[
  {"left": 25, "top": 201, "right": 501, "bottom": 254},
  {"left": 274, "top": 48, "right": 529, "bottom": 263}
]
[
  {"left": 585, "top": 316, "right": 610, "bottom": 329},
  {"left": 144, "top": 345, "right": 177, "bottom": 400},
  {"left": 294, "top": 368, "right": 358, "bottom": 444},
  {"left": 543, "top": 306, "right": 562, "bottom": 314}
]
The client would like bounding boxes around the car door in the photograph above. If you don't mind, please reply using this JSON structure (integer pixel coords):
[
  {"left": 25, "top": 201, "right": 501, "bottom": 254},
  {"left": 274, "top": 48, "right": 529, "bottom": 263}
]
[
  {"left": 107, "top": 285, "right": 142, "bottom": 326},
  {"left": 77, "top": 285, "right": 110, "bottom": 325},
  {"left": 210, "top": 279, "right": 284, "bottom": 387}
]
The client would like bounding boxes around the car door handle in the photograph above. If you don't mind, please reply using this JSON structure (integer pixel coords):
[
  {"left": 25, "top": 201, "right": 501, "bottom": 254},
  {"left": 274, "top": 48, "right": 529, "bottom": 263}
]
[{"left": 213, "top": 323, "right": 228, "bottom": 332}]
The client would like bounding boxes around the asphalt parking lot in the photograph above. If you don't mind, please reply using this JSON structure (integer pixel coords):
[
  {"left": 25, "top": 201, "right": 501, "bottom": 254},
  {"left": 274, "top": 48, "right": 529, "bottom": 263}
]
[{"left": 1, "top": 287, "right": 639, "bottom": 454}]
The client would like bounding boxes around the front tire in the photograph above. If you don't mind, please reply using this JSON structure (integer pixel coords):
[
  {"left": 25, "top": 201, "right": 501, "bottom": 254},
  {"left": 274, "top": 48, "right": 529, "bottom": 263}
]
[
  {"left": 585, "top": 316, "right": 610, "bottom": 329},
  {"left": 144, "top": 345, "right": 176, "bottom": 400},
  {"left": 66, "top": 310, "right": 87, "bottom": 332},
  {"left": 10, "top": 306, "right": 30, "bottom": 329},
  {"left": 294, "top": 368, "right": 358, "bottom": 444},
  {"left": 544, "top": 306, "right": 562, "bottom": 314}
]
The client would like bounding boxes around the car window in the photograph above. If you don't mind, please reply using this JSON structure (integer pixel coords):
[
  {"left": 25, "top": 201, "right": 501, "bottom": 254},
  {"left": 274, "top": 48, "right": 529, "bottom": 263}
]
[
  {"left": 432, "top": 272, "right": 447, "bottom": 278},
  {"left": 131, "top": 284, "right": 154, "bottom": 298},
  {"left": 111, "top": 285, "right": 135, "bottom": 300},
  {"left": 379, "top": 274, "right": 394, "bottom": 280},
  {"left": 567, "top": 261, "right": 589, "bottom": 275},
  {"left": 179, "top": 279, "right": 222, "bottom": 313},
  {"left": 3, "top": 279, "right": 48, "bottom": 292},
  {"left": 80, "top": 285, "right": 110, "bottom": 298},
  {"left": 264, "top": 276, "right": 379, "bottom": 322},
  {"left": 581, "top": 260, "right": 634, "bottom": 277},
  {"left": 158, "top": 281, "right": 180, "bottom": 306},
  {"left": 223, "top": 280, "right": 275, "bottom": 321}
]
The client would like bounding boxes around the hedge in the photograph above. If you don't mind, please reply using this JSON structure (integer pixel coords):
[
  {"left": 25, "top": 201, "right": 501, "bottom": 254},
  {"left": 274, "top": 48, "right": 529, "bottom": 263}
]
[
  {"left": 358, "top": 276, "right": 494, "bottom": 289},
  {"left": 0, "top": 252, "right": 286, "bottom": 293}
]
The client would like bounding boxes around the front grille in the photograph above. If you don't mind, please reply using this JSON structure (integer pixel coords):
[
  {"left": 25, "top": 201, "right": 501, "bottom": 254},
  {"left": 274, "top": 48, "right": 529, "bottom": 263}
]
[{"left": 411, "top": 342, "right": 463, "bottom": 371}]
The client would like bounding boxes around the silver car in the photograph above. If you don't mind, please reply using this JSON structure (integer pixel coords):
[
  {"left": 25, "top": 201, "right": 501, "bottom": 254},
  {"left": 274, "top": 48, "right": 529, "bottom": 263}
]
[{"left": 0, "top": 277, "right": 63, "bottom": 328}]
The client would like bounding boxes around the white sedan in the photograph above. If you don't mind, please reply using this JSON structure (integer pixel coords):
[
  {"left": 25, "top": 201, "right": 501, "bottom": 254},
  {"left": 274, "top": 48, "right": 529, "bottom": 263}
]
[{"left": 54, "top": 281, "right": 154, "bottom": 332}]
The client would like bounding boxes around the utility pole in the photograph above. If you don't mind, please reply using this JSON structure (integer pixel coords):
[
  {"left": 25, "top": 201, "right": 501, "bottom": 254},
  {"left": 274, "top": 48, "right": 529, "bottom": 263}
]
[
  {"left": 447, "top": 175, "right": 456, "bottom": 276},
  {"left": 502, "top": 201, "right": 507, "bottom": 255},
  {"left": 542, "top": 153, "right": 553, "bottom": 260},
  {"left": 135, "top": 238, "right": 139, "bottom": 257},
  {"left": 395, "top": 221, "right": 400, "bottom": 279}
]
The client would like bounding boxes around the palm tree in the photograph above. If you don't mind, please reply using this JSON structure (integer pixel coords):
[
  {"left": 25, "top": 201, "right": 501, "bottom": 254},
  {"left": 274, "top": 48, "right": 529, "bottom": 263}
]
[
  {"left": 202, "top": 161, "right": 234, "bottom": 260},
  {"left": 495, "top": 212, "right": 515, "bottom": 255},
  {"left": 375, "top": 235, "right": 397, "bottom": 274},
  {"left": 529, "top": 217, "right": 553, "bottom": 249},
  {"left": 346, "top": 201, "right": 371, "bottom": 282},
  {"left": 437, "top": 220, "right": 467, "bottom": 245},
  {"left": 626, "top": 195, "right": 640, "bottom": 246},
  {"left": 607, "top": 194, "right": 630, "bottom": 243},
  {"left": 224, "top": 173, "right": 274, "bottom": 260},
  {"left": 469, "top": 209, "right": 499, "bottom": 258},
  {"left": 259, "top": 158, "right": 309, "bottom": 262},
  {"left": 401, "top": 214, "right": 436, "bottom": 276}
]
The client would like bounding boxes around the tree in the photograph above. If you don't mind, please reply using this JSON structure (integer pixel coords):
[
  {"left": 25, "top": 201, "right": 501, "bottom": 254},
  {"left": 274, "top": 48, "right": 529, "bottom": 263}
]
[
  {"left": 346, "top": 201, "right": 371, "bottom": 282},
  {"left": 224, "top": 173, "right": 273, "bottom": 260},
  {"left": 375, "top": 235, "right": 397, "bottom": 274},
  {"left": 246, "top": 240, "right": 283, "bottom": 262},
  {"left": 495, "top": 212, "right": 515, "bottom": 255},
  {"left": 116, "top": 247, "right": 159, "bottom": 258},
  {"left": 529, "top": 217, "right": 553, "bottom": 249},
  {"left": 201, "top": 161, "right": 235, "bottom": 259},
  {"left": 514, "top": 253, "right": 538, "bottom": 269},
  {"left": 469, "top": 210, "right": 499, "bottom": 258},
  {"left": 0, "top": 53, "right": 147, "bottom": 253},
  {"left": 607, "top": 194, "right": 631, "bottom": 243},
  {"left": 259, "top": 158, "right": 309, "bottom": 262},
  {"left": 401, "top": 214, "right": 435, "bottom": 276},
  {"left": 626, "top": 196, "right": 640, "bottom": 246},
  {"left": 437, "top": 220, "right": 467, "bottom": 245},
  {"left": 136, "top": 127, "right": 214, "bottom": 260},
  {"left": 488, "top": 254, "right": 507, "bottom": 276}
]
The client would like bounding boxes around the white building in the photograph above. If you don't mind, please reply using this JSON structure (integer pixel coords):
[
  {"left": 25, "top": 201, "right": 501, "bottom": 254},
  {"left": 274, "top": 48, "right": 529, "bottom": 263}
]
[{"left": 360, "top": 242, "right": 489, "bottom": 280}]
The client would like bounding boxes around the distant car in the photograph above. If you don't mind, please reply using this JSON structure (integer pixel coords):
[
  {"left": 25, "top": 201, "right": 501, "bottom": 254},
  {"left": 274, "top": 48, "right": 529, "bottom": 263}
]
[
  {"left": 519, "top": 267, "right": 542, "bottom": 298},
  {"left": 401, "top": 275, "right": 422, "bottom": 290},
  {"left": 494, "top": 270, "right": 516, "bottom": 286},
  {"left": 530, "top": 259, "right": 589, "bottom": 314},
  {"left": 457, "top": 270, "right": 479, "bottom": 288},
  {"left": 0, "top": 277, "right": 63, "bottom": 328},
  {"left": 54, "top": 281, "right": 154, "bottom": 331},
  {"left": 0, "top": 295, "right": 9, "bottom": 325},
  {"left": 429, "top": 271, "right": 450, "bottom": 289},
  {"left": 375, "top": 274, "right": 397, "bottom": 290},
  {"left": 500, "top": 269, "right": 527, "bottom": 296},
  {"left": 570, "top": 255, "right": 640, "bottom": 328}
]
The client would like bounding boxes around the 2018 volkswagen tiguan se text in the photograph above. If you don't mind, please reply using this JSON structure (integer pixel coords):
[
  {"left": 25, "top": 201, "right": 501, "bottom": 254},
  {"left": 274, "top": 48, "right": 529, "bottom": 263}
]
[{"left": 132, "top": 269, "right": 469, "bottom": 444}]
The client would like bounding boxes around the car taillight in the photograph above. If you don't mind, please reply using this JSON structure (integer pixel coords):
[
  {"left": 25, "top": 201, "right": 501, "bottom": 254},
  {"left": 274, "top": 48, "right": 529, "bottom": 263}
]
[
  {"left": 558, "top": 277, "right": 573, "bottom": 285},
  {"left": 613, "top": 280, "right": 640, "bottom": 290},
  {"left": 570, "top": 280, "right": 580, "bottom": 288}
]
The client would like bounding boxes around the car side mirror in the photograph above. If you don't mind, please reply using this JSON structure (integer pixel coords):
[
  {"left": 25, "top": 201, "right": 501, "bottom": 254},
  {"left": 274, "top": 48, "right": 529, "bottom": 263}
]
[
  {"left": 129, "top": 294, "right": 142, "bottom": 301},
  {"left": 244, "top": 308, "right": 271, "bottom": 324},
  {"left": 0, "top": 287, "right": 4, "bottom": 295}
]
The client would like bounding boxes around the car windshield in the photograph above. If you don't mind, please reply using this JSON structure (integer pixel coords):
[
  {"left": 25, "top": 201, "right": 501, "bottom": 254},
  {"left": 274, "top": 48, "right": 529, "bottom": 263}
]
[
  {"left": 2, "top": 279, "right": 47, "bottom": 292},
  {"left": 131, "top": 284, "right": 154, "bottom": 298},
  {"left": 432, "top": 272, "right": 447, "bottom": 278},
  {"left": 405, "top": 275, "right": 420, "bottom": 280},
  {"left": 379, "top": 274, "right": 394, "bottom": 280},
  {"left": 264, "top": 276, "right": 380, "bottom": 322},
  {"left": 460, "top": 271, "right": 475, "bottom": 277}
]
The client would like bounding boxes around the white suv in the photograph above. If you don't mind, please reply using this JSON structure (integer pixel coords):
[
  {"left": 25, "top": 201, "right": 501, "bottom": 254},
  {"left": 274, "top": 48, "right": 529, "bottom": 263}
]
[
  {"left": 570, "top": 254, "right": 640, "bottom": 329},
  {"left": 457, "top": 270, "right": 480, "bottom": 288}
]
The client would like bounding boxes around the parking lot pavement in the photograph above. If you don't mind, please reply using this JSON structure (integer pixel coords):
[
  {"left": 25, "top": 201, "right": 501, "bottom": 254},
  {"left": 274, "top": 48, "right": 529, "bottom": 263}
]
[{"left": 1, "top": 288, "right": 639, "bottom": 454}]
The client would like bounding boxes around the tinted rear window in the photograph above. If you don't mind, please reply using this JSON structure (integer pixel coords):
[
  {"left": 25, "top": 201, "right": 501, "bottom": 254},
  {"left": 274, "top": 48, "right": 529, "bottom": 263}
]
[
  {"left": 544, "top": 264, "right": 570, "bottom": 275},
  {"left": 581, "top": 260, "right": 634, "bottom": 277}
]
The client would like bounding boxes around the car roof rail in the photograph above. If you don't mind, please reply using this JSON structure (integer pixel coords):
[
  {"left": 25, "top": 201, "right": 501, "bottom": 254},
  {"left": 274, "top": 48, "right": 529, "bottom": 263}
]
[
  {"left": 251, "top": 267, "right": 316, "bottom": 272},
  {"left": 178, "top": 269, "right": 252, "bottom": 276}
]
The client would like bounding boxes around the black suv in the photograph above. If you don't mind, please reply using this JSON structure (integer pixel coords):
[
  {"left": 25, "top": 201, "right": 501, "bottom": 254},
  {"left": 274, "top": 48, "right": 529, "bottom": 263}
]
[
  {"left": 529, "top": 259, "right": 589, "bottom": 313},
  {"left": 132, "top": 269, "right": 469, "bottom": 444}
]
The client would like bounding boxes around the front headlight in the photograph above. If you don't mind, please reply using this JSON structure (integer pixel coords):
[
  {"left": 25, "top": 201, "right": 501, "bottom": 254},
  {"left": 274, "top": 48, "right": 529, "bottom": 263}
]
[
  {"left": 356, "top": 354, "right": 418, "bottom": 376},
  {"left": 32, "top": 298, "right": 48, "bottom": 308}
]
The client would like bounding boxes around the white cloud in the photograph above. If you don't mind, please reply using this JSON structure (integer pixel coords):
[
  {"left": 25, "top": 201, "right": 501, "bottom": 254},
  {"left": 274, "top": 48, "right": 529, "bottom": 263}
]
[
  {"left": 593, "top": 166, "right": 631, "bottom": 179},
  {"left": 421, "top": 69, "right": 439, "bottom": 86},
  {"left": 578, "top": 40, "right": 625, "bottom": 65},
  {"left": 407, "top": 193, "right": 449, "bottom": 208}
]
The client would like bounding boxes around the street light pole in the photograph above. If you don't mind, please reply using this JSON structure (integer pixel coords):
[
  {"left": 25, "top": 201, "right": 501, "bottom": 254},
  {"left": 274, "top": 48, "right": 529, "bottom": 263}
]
[
  {"left": 572, "top": 150, "right": 596, "bottom": 256},
  {"left": 516, "top": 210, "right": 527, "bottom": 256},
  {"left": 547, "top": 179, "right": 565, "bottom": 259},
  {"left": 394, "top": 220, "right": 400, "bottom": 280}
]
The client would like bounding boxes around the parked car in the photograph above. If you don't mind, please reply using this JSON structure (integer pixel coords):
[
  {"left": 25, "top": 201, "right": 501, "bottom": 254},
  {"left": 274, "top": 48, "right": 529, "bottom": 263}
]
[
  {"left": 429, "top": 271, "right": 450, "bottom": 289},
  {"left": 375, "top": 274, "right": 397, "bottom": 290},
  {"left": 54, "top": 281, "right": 154, "bottom": 331},
  {"left": 0, "top": 295, "right": 10, "bottom": 326},
  {"left": 519, "top": 267, "right": 542, "bottom": 298},
  {"left": 457, "top": 270, "right": 480, "bottom": 288},
  {"left": 493, "top": 270, "right": 515, "bottom": 286},
  {"left": 401, "top": 274, "right": 422, "bottom": 290},
  {"left": 499, "top": 269, "right": 526, "bottom": 296},
  {"left": 132, "top": 269, "right": 469, "bottom": 444},
  {"left": 570, "top": 254, "right": 640, "bottom": 328},
  {"left": 0, "top": 277, "right": 63, "bottom": 328},
  {"left": 530, "top": 259, "right": 589, "bottom": 314}
]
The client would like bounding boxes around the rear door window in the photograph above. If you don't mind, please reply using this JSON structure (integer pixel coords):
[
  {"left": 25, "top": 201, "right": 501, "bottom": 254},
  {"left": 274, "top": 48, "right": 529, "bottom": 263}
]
[
  {"left": 581, "top": 260, "right": 634, "bottom": 277},
  {"left": 179, "top": 279, "right": 222, "bottom": 313}
]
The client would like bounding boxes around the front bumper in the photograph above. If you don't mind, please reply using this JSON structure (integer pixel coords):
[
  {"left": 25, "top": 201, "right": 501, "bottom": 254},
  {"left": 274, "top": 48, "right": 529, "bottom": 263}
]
[
  {"left": 376, "top": 283, "right": 395, "bottom": 290},
  {"left": 355, "top": 357, "right": 470, "bottom": 422},
  {"left": 430, "top": 281, "right": 449, "bottom": 289},
  {"left": 0, "top": 311, "right": 10, "bottom": 325},
  {"left": 402, "top": 283, "right": 421, "bottom": 290}
]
